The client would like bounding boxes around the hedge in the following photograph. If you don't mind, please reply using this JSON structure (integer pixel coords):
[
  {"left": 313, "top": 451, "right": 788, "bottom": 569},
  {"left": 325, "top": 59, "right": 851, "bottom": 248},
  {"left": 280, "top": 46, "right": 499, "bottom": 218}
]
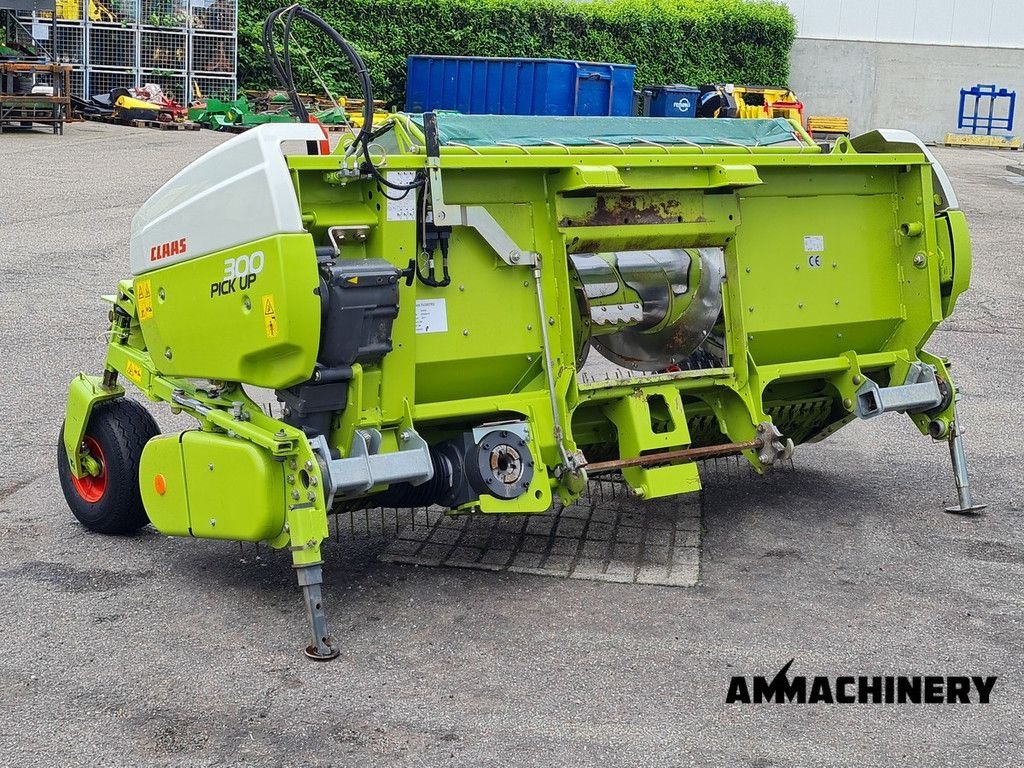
[{"left": 238, "top": 0, "right": 796, "bottom": 108}]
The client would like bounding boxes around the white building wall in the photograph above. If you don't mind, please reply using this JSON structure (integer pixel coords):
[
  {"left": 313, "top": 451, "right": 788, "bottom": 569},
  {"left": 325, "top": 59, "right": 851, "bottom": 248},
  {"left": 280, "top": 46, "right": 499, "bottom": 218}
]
[
  {"left": 779, "top": 0, "right": 1024, "bottom": 49},
  {"left": 789, "top": 38, "right": 1024, "bottom": 141}
]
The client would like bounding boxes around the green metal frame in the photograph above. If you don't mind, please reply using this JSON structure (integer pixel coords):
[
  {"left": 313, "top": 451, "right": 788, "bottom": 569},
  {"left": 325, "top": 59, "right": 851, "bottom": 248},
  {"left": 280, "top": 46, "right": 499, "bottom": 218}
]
[{"left": 63, "top": 116, "right": 972, "bottom": 587}]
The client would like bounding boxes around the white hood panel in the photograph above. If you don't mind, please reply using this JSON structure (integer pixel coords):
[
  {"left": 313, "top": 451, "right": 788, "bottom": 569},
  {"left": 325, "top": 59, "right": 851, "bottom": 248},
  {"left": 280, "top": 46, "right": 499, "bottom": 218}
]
[{"left": 130, "top": 123, "right": 326, "bottom": 275}]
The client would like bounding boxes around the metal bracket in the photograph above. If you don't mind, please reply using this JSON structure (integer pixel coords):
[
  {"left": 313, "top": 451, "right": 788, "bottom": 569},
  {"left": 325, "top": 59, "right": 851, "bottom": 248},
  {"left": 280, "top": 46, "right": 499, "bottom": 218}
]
[
  {"left": 755, "top": 422, "right": 794, "bottom": 465},
  {"left": 422, "top": 112, "right": 537, "bottom": 267},
  {"left": 310, "top": 428, "right": 434, "bottom": 508},
  {"left": 855, "top": 362, "right": 944, "bottom": 419},
  {"left": 327, "top": 225, "right": 370, "bottom": 253},
  {"left": 432, "top": 200, "right": 539, "bottom": 266}
]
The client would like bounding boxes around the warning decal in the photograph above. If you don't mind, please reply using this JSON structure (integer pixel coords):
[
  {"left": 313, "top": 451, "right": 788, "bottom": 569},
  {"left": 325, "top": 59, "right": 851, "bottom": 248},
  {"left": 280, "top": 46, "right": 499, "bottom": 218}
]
[
  {"left": 125, "top": 360, "right": 144, "bottom": 384},
  {"left": 136, "top": 279, "right": 153, "bottom": 321},
  {"left": 262, "top": 294, "right": 278, "bottom": 338}
]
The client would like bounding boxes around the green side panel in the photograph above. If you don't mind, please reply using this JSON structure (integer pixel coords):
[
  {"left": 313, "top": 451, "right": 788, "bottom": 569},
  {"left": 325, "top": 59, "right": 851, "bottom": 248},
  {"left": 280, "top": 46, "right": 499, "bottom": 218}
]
[
  {"left": 134, "top": 233, "right": 320, "bottom": 389},
  {"left": 181, "top": 431, "right": 286, "bottom": 542},
  {"left": 419, "top": 115, "right": 802, "bottom": 148},
  {"left": 139, "top": 433, "right": 191, "bottom": 537},
  {"left": 412, "top": 206, "right": 547, "bottom": 404},
  {"left": 735, "top": 190, "right": 905, "bottom": 364},
  {"left": 63, "top": 373, "right": 124, "bottom": 476}
]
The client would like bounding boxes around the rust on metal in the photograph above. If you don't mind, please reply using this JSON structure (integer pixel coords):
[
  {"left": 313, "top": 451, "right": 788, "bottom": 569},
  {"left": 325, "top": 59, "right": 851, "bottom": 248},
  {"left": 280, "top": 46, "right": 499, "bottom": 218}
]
[
  {"left": 585, "top": 438, "right": 762, "bottom": 474},
  {"left": 559, "top": 192, "right": 706, "bottom": 228}
]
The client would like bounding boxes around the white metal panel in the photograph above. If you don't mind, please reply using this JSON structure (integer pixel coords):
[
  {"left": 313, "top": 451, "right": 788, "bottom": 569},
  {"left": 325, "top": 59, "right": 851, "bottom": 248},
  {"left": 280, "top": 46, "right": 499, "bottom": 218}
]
[
  {"left": 989, "top": 0, "right": 1024, "bottom": 48},
  {"left": 912, "top": 0, "right": 955, "bottom": 45},
  {"left": 129, "top": 123, "right": 326, "bottom": 275},
  {"left": 950, "top": 0, "right": 995, "bottom": 47},
  {"left": 873, "top": 0, "right": 919, "bottom": 44},
  {"left": 837, "top": 0, "right": 880, "bottom": 41},
  {"left": 779, "top": 0, "right": 1024, "bottom": 48},
  {"left": 799, "top": 0, "right": 843, "bottom": 39}
]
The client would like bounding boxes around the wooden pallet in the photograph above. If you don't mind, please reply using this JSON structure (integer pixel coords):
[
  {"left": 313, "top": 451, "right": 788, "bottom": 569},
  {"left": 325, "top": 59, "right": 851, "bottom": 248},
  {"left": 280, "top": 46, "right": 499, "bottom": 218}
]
[
  {"left": 807, "top": 115, "right": 850, "bottom": 137},
  {"left": 83, "top": 113, "right": 200, "bottom": 131},
  {"left": 944, "top": 132, "right": 1021, "bottom": 150},
  {"left": 130, "top": 119, "right": 201, "bottom": 131}
]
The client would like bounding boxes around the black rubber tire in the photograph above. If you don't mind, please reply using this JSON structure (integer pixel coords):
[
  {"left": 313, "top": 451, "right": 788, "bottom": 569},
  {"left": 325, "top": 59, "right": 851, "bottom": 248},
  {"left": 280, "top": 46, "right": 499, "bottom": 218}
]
[{"left": 57, "top": 398, "right": 159, "bottom": 535}]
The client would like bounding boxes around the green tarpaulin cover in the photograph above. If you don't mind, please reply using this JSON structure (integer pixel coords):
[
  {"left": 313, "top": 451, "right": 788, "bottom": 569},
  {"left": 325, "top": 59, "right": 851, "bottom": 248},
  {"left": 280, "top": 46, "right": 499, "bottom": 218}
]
[{"left": 414, "top": 114, "right": 802, "bottom": 148}]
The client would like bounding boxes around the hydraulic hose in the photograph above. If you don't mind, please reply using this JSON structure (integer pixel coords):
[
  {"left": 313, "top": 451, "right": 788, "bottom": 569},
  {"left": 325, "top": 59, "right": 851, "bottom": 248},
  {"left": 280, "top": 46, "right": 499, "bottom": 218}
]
[{"left": 262, "top": 4, "right": 424, "bottom": 191}]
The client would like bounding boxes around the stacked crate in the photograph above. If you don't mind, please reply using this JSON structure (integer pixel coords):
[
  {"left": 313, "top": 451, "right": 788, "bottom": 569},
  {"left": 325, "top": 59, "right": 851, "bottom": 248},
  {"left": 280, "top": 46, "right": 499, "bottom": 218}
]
[{"left": 16, "top": 0, "right": 235, "bottom": 105}]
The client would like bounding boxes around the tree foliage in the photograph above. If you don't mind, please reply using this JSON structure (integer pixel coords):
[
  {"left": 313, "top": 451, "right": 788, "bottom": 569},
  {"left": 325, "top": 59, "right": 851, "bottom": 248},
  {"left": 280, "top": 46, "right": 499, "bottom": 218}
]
[{"left": 238, "top": 0, "right": 796, "bottom": 107}]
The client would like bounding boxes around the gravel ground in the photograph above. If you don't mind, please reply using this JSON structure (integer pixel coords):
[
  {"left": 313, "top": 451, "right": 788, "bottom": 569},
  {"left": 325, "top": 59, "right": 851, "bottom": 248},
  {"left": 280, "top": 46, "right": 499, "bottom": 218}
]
[{"left": 0, "top": 122, "right": 1021, "bottom": 767}]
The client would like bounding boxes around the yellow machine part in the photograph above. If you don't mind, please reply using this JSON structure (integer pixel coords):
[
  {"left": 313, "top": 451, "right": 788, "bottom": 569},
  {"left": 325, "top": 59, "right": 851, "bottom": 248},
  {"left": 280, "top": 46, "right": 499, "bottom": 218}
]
[
  {"left": 139, "top": 431, "right": 287, "bottom": 542},
  {"left": 54, "top": 0, "right": 115, "bottom": 22},
  {"left": 114, "top": 94, "right": 160, "bottom": 112},
  {"left": 732, "top": 85, "right": 803, "bottom": 123}
]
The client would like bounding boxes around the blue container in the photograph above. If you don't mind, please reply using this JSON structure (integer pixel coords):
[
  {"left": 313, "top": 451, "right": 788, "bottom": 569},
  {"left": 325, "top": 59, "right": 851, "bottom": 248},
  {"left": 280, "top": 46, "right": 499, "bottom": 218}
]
[
  {"left": 640, "top": 85, "right": 701, "bottom": 118},
  {"left": 405, "top": 55, "right": 636, "bottom": 116}
]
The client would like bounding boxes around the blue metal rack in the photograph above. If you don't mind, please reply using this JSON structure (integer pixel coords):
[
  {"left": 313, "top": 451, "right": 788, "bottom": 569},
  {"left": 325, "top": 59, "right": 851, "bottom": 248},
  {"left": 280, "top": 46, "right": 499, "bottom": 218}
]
[{"left": 957, "top": 84, "right": 1016, "bottom": 135}]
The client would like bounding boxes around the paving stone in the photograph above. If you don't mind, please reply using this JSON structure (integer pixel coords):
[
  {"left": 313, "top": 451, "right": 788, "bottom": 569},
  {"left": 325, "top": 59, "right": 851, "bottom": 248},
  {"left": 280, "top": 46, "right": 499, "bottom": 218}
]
[
  {"left": 589, "top": 509, "right": 618, "bottom": 524},
  {"left": 429, "top": 527, "right": 462, "bottom": 545},
  {"left": 488, "top": 533, "right": 521, "bottom": 550},
  {"left": 665, "top": 564, "right": 699, "bottom": 586},
  {"left": 398, "top": 526, "right": 431, "bottom": 542},
  {"left": 495, "top": 517, "right": 527, "bottom": 534},
  {"left": 480, "top": 549, "right": 513, "bottom": 567},
  {"left": 559, "top": 505, "right": 592, "bottom": 520},
  {"left": 540, "top": 554, "right": 573, "bottom": 575},
  {"left": 674, "top": 517, "right": 701, "bottom": 532},
  {"left": 581, "top": 540, "right": 611, "bottom": 560},
  {"left": 556, "top": 518, "right": 586, "bottom": 538},
  {"left": 379, "top": 480, "right": 703, "bottom": 587},
  {"left": 613, "top": 542, "right": 640, "bottom": 561},
  {"left": 548, "top": 538, "right": 579, "bottom": 557},
  {"left": 458, "top": 533, "right": 491, "bottom": 548},
  {"left": 675, "top": 530, "right": 700, "bottom": 547},
  {"left": 526, "top": 516, "right": 556, "bottom": 535},
  {"left": 585, "top": 521, "right": 614, "bottom": 540},
  {"left": 645, "top": 529, "right": 674, "bottom": 547},
  {"left": 519, "top": 535, "right": 549, "bottom": 553},
  {"left": 569, "top": 558, "right": 607, "bottom": 579},
  {"left": 509, "top": 551, "right": 545, "bottom": 570},
  {"left": 672, "top": 546, "right": 700, "bottom": 565},
  {"left": 593, "top": 564, "right": 636, "bottom": 583},
  {"left": 645, "top": 545, "right": 671, "bottom": 565},
  {"left": 385, "top": 538, "right": 423, "bottom": 556},
  {"left": 444, "top": 546, "right": 482, "bottom": 567},
  {"left": 416, "top": 542, "right": 453, "bottom": 565},
  {"left": 613, "top": 526, "right": 643, "bottom": 544},
  {"left": 636, "top": 565, "right": 673, "bottom": 585}
]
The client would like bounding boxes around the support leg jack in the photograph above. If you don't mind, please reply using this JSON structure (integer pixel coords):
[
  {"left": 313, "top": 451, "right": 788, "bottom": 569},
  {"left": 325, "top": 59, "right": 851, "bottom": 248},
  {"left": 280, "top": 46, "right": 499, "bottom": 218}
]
[
  {"left": 297, "top": 564, "right": 340, "bottom": 660},
  {"left": 944, "top": 397, "right": 986, "bottom": 515}
]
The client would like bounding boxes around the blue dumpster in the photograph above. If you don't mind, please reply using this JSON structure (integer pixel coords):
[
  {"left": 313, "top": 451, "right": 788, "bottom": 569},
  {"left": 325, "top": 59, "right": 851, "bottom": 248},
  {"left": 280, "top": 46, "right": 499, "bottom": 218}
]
[
  {"left": 405, "top": 55, "right": 636, "bottom": 116},
  {"left": 640, "top": 85, "right": 701, "bottom": 118}
]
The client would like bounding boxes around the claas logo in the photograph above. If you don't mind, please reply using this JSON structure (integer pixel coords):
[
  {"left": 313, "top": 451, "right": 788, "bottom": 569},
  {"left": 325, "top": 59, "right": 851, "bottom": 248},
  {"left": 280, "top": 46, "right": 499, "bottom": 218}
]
[{"left": 150, "top": 237, "right": 187, "bottom": 262}]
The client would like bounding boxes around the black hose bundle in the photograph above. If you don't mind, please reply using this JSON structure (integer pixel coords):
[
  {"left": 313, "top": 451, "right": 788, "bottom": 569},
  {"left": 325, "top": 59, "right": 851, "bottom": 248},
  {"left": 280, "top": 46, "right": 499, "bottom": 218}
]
[{"left": 261, "top": 4, "right": 423, "bottom": 191}]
